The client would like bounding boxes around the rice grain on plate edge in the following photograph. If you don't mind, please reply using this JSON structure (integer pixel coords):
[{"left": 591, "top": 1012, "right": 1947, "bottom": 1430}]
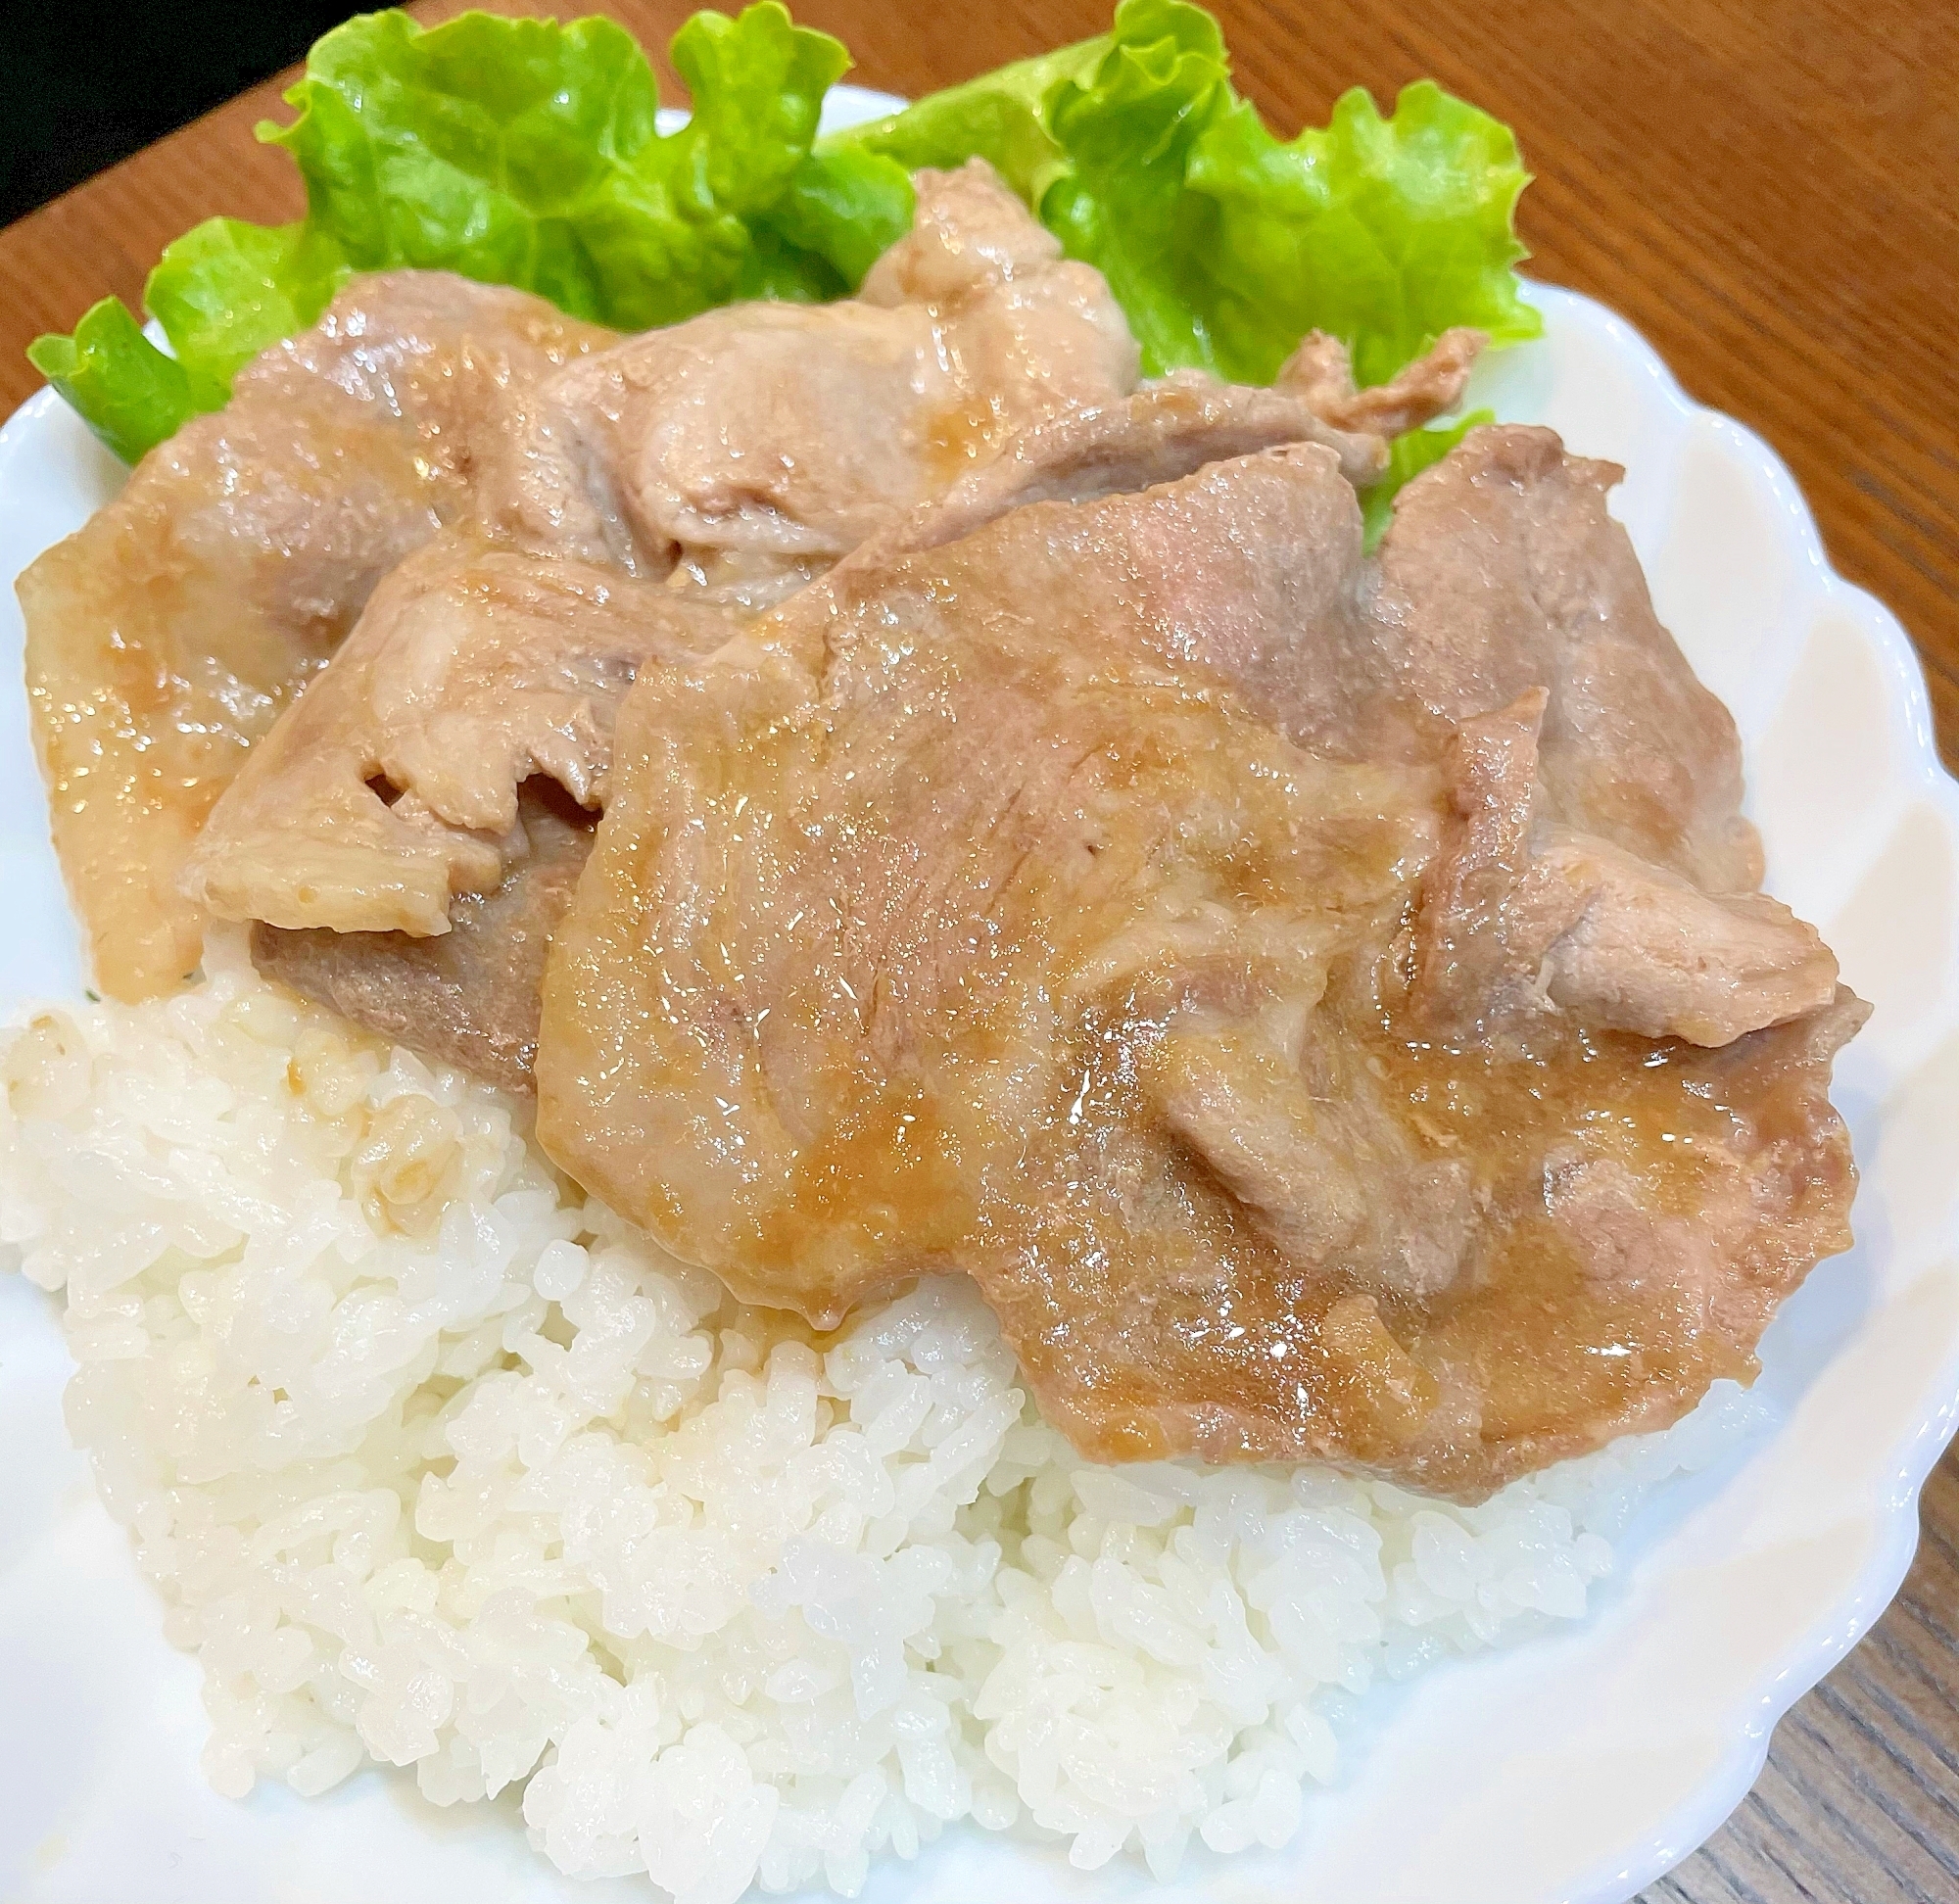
[{"left": 0, "top": 938, "right": 1763, "bottom": 1902}]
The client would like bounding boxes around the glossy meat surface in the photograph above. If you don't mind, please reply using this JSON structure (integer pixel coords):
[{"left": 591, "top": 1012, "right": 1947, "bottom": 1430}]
[
  {"left": 494, "top": 160, "right": 1141, "bottom": 602},
  {"left": 252, "top": 787, "right": 593, "bottom": 1097},
  {"left": 537, "top": 431, "right": 1862, "bottom": 1496},
  {"left": 24, "top": 161, "right": 1862, "bottom": 1494},
  {"left": 180, "top": 538, "right": 733, "bottom": 936},
  {"left": 1409, "top": 690, "right": 1838, "bottom": 1047},
  {"left": 177, "top": 162, "right": 1143, "bottom": 1074},
  {"left": 1369, "top": 427, "right": 1762, "bottom": 889},
  {"left": 18, "top": 273, "right": 618, "bottom": 999}
]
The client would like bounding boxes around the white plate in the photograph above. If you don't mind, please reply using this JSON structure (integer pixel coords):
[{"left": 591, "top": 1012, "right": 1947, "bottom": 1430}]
[{"left": 4, "top": 83, "right": 1959, "bottom": 1904}]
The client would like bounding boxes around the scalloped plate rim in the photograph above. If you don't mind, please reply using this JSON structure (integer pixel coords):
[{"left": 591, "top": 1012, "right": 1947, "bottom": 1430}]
[{"left": 1483, "top": 279, "right": 1959, "bottom": 1899}]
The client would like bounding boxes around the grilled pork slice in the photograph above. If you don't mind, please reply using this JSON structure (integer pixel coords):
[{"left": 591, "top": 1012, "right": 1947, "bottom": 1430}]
[
  {"left": 481, "top": 159, "right": 1146, "bottom": 603},
  {"left": 251, "top": 785, "right": 593, "bottom": 1099},
  {"left": 22, "top": 157, "right": 1142, "bottom": 1002},
  {"left": 180, "top": 538, "right": 733, "bottom": 938},
  {"left": 181, "top": 536, "right": 733, "bottom": 1094},
  {"left": 1369, "top": 425, "right": 1765, "bottom": 892},
  {"left": 537, "top": 425, "right": 1860, "bottom": 1496},
  {"left": 18, "top": 273, "right": 618, "bottom": 999},
  {"left": 1278, "top": 324, "right": 1484, "bottom": 439}
]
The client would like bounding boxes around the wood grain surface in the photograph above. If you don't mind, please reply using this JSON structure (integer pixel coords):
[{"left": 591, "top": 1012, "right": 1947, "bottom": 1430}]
[{"left": 1, "top": 4, "right": 1954, "bottom": 1900}]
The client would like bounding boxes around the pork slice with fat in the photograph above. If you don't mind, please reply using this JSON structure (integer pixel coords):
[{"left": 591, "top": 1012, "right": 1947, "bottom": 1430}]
[
  {"left": 18, "top": 271, "right": 617, "bottom": 998},
  {"left": 1372, "top": 428, "right": 1839, "bottom": 1044},
  {"left": 1410, "top": 690, "right": 1839, "bottom": 1045},
  {"left": 1370, "top": 423, "right": 1761, "bottom": 890},
  {"left": 252, "top": 785, "right": 594, "bottom": 1097},
  {"left": 180, "top": 538, "right": 736, "bottom": 938},
  {"left": 536, "top": 445, "right": 1862, "bottom": 1496},
  {"left": 1277, "top": 326, "right": 1484, "bottom": 440},
  {"left": 179, "top": 166, "right": 1141, "bottom": 1081},
  {"left": 496, "top": 159, "right": 1142, "bottom": 604}
]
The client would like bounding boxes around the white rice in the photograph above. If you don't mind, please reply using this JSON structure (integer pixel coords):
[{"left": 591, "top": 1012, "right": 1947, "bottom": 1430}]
[{"left": 0, "top": 939, "right": 1764, "bottom": 1901}]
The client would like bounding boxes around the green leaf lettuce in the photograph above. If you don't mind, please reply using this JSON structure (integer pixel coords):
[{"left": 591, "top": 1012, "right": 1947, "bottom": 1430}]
[
  {"left": 834, "top": 0, "right": 1538, "bottom": 388},
  {"left": 27, "top": 298, "right": 196, "bottom": 465}
]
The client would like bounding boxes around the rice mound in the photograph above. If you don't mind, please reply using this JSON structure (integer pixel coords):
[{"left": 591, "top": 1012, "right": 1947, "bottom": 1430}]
[{"left": 0, "top": 942, "right": 1764, "bottom": 1901}]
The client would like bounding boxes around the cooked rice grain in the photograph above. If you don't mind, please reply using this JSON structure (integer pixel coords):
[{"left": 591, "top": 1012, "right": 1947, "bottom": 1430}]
[{"left": 0, "top": 942, "right": 1765, "bottom": 1900}]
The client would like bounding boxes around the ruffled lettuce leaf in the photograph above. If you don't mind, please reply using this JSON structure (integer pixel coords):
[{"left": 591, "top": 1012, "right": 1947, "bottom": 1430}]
[
  {"left": 763, "top": 147, "right": 916, "bottom": 290},
  {"left": 264, "top": 5, "right": 850, "bottom": 326},
  {"left": 835, "top": 39, "right": 1106, "bottom": 207},
  {"left": 144, "top": 218, "right": 353, "bottom": 410},
  {"left": 1185, "top": 85, "right": 1538, "bottom": 387},
  {"left": 835, "top": 0, "right": 1537, "bottom": 388},
  {"left": 1034, "top": 0, "right": 1235, "bottom": 377},
  {"left": 32, "top": 4, "right": 882, "bottom": 461},
  {"left": 26, "top": 298, "right": 194, "bottom": 464},
  {"left": 28, "top": 221, "right": 351, "bottom": 459}
]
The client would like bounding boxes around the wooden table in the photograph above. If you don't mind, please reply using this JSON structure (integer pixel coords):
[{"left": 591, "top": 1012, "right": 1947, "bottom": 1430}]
[{"left": 2, "top": 4, "right": 1953, "bottom": 1898}]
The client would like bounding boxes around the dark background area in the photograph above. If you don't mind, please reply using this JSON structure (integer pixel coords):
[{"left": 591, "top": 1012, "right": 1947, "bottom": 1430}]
[{"left": 0, "top": 2, "right": 368, "bottom": 227}]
